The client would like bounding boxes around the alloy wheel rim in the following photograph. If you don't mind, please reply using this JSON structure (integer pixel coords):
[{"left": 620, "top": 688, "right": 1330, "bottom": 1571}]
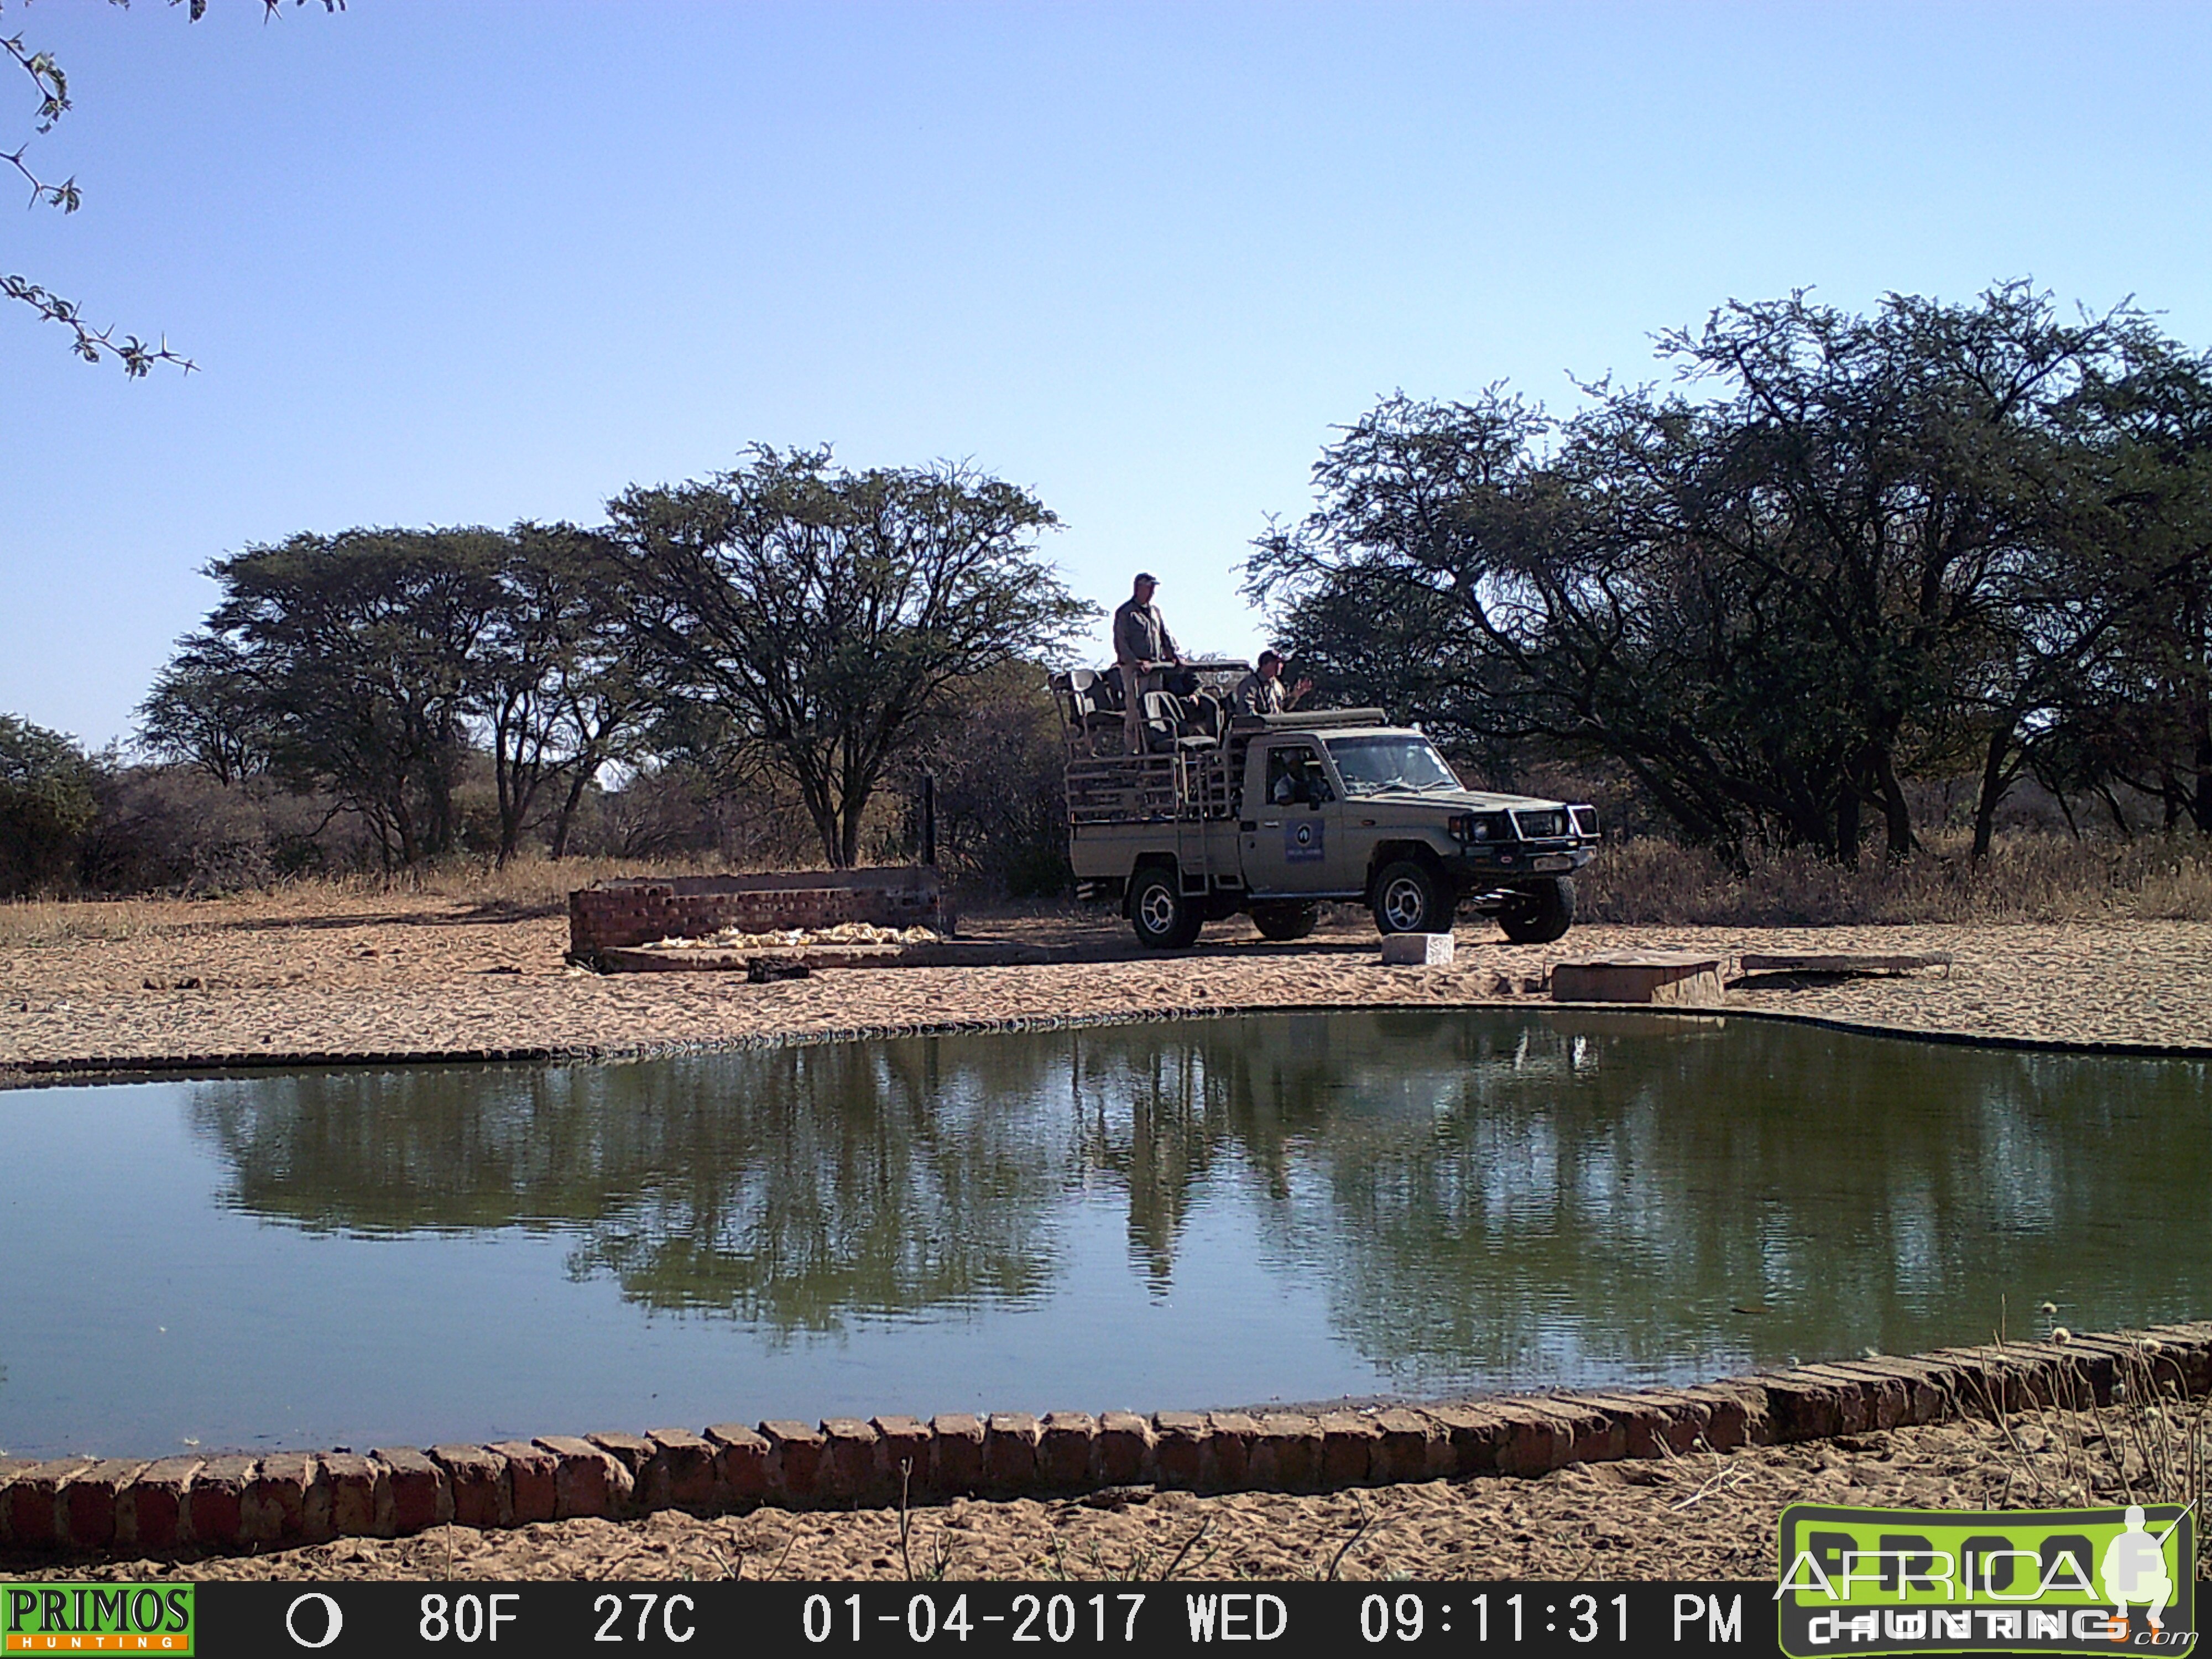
[
  {"left": 1139, "top": 886, "right": 1177, "bottom": 935},
  {"left": 1384, "top": 878, "right": 1426, "bottom": 931}
]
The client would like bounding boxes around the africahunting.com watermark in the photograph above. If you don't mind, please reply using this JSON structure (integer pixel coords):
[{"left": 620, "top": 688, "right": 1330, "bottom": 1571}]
[{"left": 1777, "top": 1503, "right": 2196, "bottom": 1656}]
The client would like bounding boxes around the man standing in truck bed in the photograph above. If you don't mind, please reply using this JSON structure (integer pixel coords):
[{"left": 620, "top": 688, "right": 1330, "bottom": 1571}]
[{"left": 1113, "top": 571, "right": 1183, "bottom": 754}]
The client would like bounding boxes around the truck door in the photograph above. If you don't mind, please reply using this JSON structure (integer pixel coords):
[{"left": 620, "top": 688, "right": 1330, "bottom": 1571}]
[{"left": 1240, "top": 741, "right": 1345, "bottom": 896}]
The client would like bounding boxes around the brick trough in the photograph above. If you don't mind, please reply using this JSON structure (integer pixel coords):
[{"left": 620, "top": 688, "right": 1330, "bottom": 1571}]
[{"left": 3, "top": 1323, "right": 2206, "bottom": 1559}]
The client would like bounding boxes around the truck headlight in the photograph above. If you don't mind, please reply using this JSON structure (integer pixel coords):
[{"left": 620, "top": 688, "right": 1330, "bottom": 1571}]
[{"left": 1449, "top": 812, "right": 1509, "bottom": 843}]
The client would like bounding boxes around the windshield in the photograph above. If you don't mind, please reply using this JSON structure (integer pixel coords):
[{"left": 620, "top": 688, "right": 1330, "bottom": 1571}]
[{"left": 1324, "top": 735, "right": 1460, "bottom": 796}]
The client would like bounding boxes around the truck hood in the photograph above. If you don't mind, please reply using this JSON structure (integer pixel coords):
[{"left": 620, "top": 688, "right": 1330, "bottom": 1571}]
[{"left": 1348, "top": 787, "right": 1571, "bottom": 812}]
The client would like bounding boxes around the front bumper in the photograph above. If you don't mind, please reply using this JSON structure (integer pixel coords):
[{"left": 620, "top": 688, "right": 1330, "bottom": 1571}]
[{"left": 1442, "top": 840, "right": 1594, "bottom": 891}]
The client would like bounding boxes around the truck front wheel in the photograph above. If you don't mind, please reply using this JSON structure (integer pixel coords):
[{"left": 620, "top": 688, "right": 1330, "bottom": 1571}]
[
  {"left": 1130, "top": 868, "right": 1203, "bottom": 950},
  {"left": 1370, "top": 859, "right": 1452, "bottom": 935},
  {"left": 1498, "top": 875, "right": 1575, "bottom": 944}
]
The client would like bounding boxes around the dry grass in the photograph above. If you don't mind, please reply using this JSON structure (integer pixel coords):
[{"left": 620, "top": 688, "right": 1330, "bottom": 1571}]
[
  {"left": 1970, "top": 1338, "right": 2211, "bottom": 1582},
  {"left": 1580, "top": 834, "right": 2212, "bottom": 927},
  {"left": 9, "top": 834, "right": 2212, "bottom": 950},
  {"left": 0, "top": 856, "right": 739, "bottom": 951}
]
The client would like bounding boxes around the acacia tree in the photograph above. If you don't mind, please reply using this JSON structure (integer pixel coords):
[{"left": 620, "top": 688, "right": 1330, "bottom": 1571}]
[
  {"left": 136, "top": 631, "right": 271, "bottom": 786},
  {"left": 205, "top": 529, "right": 504, "bottom": 866},
  {"left": 474, "top": 523, "right": 649, "bottom": 865},
  {"left": 1253, "top": 286, "right": 2198, "bottom": 865},
  {"left": 606, "top": 447, "right": 1095, "bottom": 868}
]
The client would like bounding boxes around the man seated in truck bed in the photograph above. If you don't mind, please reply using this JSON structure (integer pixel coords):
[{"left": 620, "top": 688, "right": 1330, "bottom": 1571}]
[{"left": 1233, "top": 650, "right": 1314, "bottom": 719}]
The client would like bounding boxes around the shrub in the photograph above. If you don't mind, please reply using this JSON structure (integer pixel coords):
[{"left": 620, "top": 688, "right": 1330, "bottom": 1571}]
[{"left": 0, "top": 714, "right": 98, "bottom": 898}]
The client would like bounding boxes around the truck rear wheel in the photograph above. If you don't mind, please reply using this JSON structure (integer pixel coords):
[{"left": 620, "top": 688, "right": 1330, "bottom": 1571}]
[
  {"left": 1370, "top": 858, "right": 1452, "bottom": 936},
  {"left": 1130, "top": 867, "right": 1203, "bottom": 950},
  {"left": 1498, "top": 875, "right": 1575, "bottom": 944},
  {"left": 1250, "top": 900, "right": 1320, "bottom": 942}
]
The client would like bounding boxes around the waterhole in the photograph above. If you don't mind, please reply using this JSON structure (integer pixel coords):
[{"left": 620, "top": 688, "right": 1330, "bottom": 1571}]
[{"left": 2, "top": 1009, "right": 2204, "bottom": 1458}]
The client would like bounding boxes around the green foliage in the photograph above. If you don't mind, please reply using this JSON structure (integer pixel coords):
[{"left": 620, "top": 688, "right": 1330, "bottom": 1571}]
[
  {"left": 205, "top": 528, "right": 505, "bottom": 867},
  {"left": 137, "top": 631, "right": 272, "bottom": 787},
  {"left": 607, "top": 446, "right": 1097, "bottom": 868},
  {"left": 910, "top": 660, "right": 1073, "bottom": 897},
  {"left": 1252, "top": 284, "right": 2212, "bottom": 864},
  {"left": 0, "top": 713, "right": 98, "bottom": 896}
]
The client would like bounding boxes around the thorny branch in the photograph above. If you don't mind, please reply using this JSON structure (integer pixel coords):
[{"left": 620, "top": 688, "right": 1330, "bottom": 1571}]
[{"left": 2, "top": 0, "right": 342, "bottom": 374}]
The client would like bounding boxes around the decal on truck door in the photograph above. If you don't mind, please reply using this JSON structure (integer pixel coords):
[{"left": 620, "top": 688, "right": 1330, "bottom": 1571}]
[{"left": 1285, "top": 817, "right": 1324, "bottom": 863}]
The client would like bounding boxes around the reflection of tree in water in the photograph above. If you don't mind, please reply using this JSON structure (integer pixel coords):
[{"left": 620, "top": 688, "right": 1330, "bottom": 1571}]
[
  {"left": 191, "top": 1042, "right": 1072, "bottom": 1333},
  {"left": 1268, "top": 1016, "right": 2212, "bottom": 1393},
  {"left": 192, "top": 1015, "right": 2212, "bottom": 1385}
]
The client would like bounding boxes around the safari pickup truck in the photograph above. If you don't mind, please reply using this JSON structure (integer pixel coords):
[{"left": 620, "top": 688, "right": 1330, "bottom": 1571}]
[{"left": 1050, "top": 662, "right": 1599, "bottom": 951}]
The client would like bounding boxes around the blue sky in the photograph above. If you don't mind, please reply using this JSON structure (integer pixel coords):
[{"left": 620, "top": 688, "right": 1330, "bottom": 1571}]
[{"left": 6, "top": 1, "right": 2210, "bottom": 747}]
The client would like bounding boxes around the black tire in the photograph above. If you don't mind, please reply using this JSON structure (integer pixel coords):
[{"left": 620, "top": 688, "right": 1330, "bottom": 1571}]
[
  {"left": 1497, "top": 875, "right": 1575, "bottom": 944},
  {"left": 1370, "top": 858, "right": 1452, "bottom": 936},
  {"left": 1250, "top": 900, "right": 1320, "bottom": 942},
  {"left": 1129, "top": 866, "right": 1203, "bottom": 950}
]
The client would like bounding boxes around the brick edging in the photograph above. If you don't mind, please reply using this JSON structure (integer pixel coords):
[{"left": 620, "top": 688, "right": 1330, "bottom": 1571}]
[
  {"left": 4, "top": 1324, "right": 2206, "bottom": 1558},
  {"left": 7, "top": 998, "right": 2210, "bottom": 1091}
]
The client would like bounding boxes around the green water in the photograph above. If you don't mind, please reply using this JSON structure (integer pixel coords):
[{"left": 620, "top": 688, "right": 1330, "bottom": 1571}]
[{"left": 1, "top": 1009, "right": 2204, "bottom": 1458}]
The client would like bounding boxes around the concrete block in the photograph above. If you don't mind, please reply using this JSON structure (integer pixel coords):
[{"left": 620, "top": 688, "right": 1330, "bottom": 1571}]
[
  {"left": 62, "top": 1460, "right": 147, "bottom": 1551},
  {"left": 1381, "top": 932, "right": 1455, "bottom": 966},
  {"left": 1096, "top": 1413, "right": 1154, "bottom": 1486},
  {"left": 761, "top": 1422, "right": 827, "bottom": 1501},
  {"left": 1246, "top": 1414, "right": 1322, "bottom": 1490},
  {"left": 374, "top": 1448, "right": 453, "bottom": 1534},
  {"left": 319, "top": 1453, "right": 382, "bottom": 1537},
  {"left": 983, "top": 1415, "right": 1041, "bottom": 1494},
  {"left": 644, "top": 1430, "right": 720, "bottom": 1511},
  {"left": 117, "top": 1458, "right": 201, "bottom": 1552},
  {"left": 703, "top": 1425, "right": 771, "bottom": 1505},
  {"left": 1152, "top": 1412, "right": 1207, "bottom": 1488},
  {"left": 1038, "top": 1413, "right": 1098, "bottom": 1490},
  {"left": 1316, "top": 1413, "right": 1381, "bottom": 1487},
  {"left": 430, "top": 1446, "right": 510, "bottom": 1529},
  {"left": 928, "top": 1416, "right": 985, "bottom": 1496},
  {"left": 1371, "top": 1410, "right": 1436, "bottom": 1483},
  {"left": 1682, "top": 1383, "right": 1767, "bottom": 1448},
  {"left": 533, "top": 1438, "right": 627, "bottom": 1521},
  {"left": 1490, "top": 1407, "right": 1573, "bottom": 1477},
  {"left": 818, "top": 1420, "right": 880, "bottom": 1503},
  {"left": 242, "top": 1453, "right": 318, "bottom": 1543},
  {"left": 585, "top": 1432, "right": 656, "bottom": 1478},
  {"left": 1417, "top": 1405, "right": 1506, "bottom": 1477},
  {"left": 870, "top": 1418, "right": 931, "bottom": 1501},
  {"left": 1762, "top": 1373, "right": 1857, "bottom": 1441},
  {"left": 1551, "top": 951, "right": 1725, "bottom": 1006},
  {"left": 4, "top": 1460, "right": 87, "bottom": 1548},
  {"left": 1201, "top": 1413, "right": 1257, "bottom": 1490},
  {"left": 184, "top": 1455, "right": 257, "bottom": 1547}
]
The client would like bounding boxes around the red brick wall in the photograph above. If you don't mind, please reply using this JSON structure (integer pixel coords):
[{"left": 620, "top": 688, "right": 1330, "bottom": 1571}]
[
  {"left": 6, "top": 1324, "right": 2206, "bottom": 1554},
  {"left": 570, "top": 870, "right": 944, "bottom": 961}
]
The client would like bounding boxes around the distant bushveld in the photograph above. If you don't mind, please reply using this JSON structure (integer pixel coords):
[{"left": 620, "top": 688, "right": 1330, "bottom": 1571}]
[{"left": 9, "top": 285, "right": 2212, "bottom": 920}]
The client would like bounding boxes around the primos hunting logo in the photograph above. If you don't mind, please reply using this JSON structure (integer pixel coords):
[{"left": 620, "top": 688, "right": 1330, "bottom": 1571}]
[
  {"left": 1777, "top": 1504, "right": 2195, "bottom": 1656},
  {"left": 3, "top": 1587, "right": 194, "bottom": 1655}
]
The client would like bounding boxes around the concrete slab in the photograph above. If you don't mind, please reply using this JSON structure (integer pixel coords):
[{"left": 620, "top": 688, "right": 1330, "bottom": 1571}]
[
  {"left": 1551, "top": 951, "right": 1725, "bottom": 1006},
  {"left": 1739, "top": 952, "right": 1953, "bottom": 976}
]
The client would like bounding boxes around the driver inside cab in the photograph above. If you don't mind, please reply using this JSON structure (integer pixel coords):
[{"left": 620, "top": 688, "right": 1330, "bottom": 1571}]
[{"left": 1269, "top": 748, "right": 1330, "bottom": 807}]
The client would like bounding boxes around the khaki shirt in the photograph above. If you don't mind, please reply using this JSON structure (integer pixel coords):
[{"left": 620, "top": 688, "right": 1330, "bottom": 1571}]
[
  {"left": 1112, "top": 598, "right": 1178, "bottom": 666},
  {"left": 1233, "top": 671, "right": 1288, "bottom": 717}
]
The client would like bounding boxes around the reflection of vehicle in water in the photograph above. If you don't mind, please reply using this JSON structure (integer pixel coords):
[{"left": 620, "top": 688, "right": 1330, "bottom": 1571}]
[{"left": 1050, "top": 660, "right": 1600, "bottom": 950}]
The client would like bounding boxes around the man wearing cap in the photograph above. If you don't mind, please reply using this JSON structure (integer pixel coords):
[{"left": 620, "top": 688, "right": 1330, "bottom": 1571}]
[
  {"left": 1113, "top": 572, "right": 1183, "bottom": 754},
  {"left": 1233, "top": 650, "right": 1314, "bottom": 719}
]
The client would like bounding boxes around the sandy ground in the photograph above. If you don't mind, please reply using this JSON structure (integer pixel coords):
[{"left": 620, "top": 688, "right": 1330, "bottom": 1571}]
[
  {"left": 9, "top": 1402, "right": 2197, "bottom": 1583},
  {"left": 4, "top": 891, "right": 2206, "bottom": 1582},
  {"left": 4, "top": 895, "right": 2210, "bottom": 1071}
]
